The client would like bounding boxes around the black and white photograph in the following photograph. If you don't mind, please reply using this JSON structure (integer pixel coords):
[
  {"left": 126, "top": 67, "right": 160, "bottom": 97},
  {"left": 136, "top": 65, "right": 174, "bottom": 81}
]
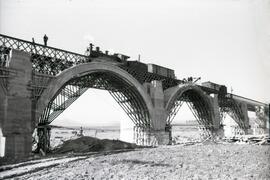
[{"left": 0, "top": 0, "right": 269, "bottom": 179}]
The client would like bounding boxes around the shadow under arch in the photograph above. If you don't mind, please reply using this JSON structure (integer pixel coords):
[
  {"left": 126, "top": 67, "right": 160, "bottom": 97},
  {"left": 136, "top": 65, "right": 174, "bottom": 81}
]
[
  {"left": 35, "top": 62, "right": 154, "bottom": 129},
  {"left": 165, "top": 84, "right": 215, "bottom": 131}
]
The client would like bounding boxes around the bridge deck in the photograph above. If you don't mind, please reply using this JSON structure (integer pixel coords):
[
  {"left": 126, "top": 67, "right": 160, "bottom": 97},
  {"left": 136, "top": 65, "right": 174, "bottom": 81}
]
[{"left": 0, "top": 33, "right": 268, "bottom": 108}]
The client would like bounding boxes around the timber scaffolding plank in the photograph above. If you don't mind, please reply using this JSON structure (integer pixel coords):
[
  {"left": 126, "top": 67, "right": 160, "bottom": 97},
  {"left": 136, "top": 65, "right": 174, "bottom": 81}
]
[{"left": 222, "top": 135, "right": 270, "bottom": 145}]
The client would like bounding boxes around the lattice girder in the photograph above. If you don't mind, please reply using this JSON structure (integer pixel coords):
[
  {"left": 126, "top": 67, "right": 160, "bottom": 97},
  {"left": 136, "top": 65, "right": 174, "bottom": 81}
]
[
  {"left": 38, "top": 71, "right": 151, "bottom": 128},
  {"left": 39, "top": 85, "right": 88, "bottom": 124},
  {"left": 166, "top": 90, "right": 214, "bottom": 131},
  {"left": 0, "top": 34, "right": 89, "bottom": 75},
  {"left": 1, "top": 34, "right": 182, "bottom": 92},
  {"left": 218, "top": 97, "right": 246, "bottom": 130}
]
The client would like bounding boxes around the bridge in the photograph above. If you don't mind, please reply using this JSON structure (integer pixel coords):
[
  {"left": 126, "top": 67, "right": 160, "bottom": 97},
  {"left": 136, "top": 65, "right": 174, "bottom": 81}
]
[{"left": 0, "top": 34, "right": 269, "bottom": 160}]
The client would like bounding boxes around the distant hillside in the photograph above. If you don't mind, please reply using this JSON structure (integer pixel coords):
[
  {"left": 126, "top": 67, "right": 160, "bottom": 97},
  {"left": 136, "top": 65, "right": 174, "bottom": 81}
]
[
  {"left": 50, "top": 125, "right": 120, "bottom": 131},
  {"left": 50, "top": 125, "right": 64, "bottom": 128},
  {"left": 172, "top": 120, "right": 198, "bottom": 126},
  {"left": 50, "top": 125, "right": 75, "bottom": 130}
]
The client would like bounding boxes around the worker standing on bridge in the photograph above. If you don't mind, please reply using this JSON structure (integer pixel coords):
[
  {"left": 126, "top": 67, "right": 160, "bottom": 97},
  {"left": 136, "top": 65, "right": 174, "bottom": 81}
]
[{"left": 43, "top": 34, "right": 48, "bottom": 46}]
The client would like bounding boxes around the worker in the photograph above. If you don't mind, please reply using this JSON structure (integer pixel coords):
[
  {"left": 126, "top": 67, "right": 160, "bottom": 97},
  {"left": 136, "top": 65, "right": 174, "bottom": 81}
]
[{"left": 43, "top": 34, "right": 48, "bottom": 46}]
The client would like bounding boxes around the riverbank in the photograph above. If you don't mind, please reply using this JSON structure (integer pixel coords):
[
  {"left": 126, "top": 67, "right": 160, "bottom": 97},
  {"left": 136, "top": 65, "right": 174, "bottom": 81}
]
[{"left": 2, "top": 143, "right": 269, "bottom": 179}]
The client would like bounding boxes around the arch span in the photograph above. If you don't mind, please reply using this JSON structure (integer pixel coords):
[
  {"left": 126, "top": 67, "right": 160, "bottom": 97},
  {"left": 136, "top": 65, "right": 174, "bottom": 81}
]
[
  {"left": 164, "top": 84, "right": 215, "bottom": 130},
  {"left": 35, "top": 62, "right": 154, "bottom": 128},
  {"left": 218, "top": 98, "right": 249, "bottom": 133}
]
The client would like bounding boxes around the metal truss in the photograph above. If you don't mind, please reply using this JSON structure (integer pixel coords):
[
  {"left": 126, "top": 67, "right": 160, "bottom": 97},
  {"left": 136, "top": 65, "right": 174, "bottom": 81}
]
[
  {"left": 133, "top": 126, "right": 153, "bottom": 145},
  {"left": 166, "top": 90, "right": 214, "bottom": 133},
  {"left": 39, "top": 85, "right": 88, "bottom": 124},
  {"left": 167, "top": 100, "right": 184, "bottom": 124},
  {"left": 0, "top": 46, "right": 11, "bottom": 67},
  {"left": 0, "top": 46, "right": 11, "bottom": 94},
  {"left": 218, "top": 107, "right": 227, "bottom": 125},
  {"left": 0, "top": 34, "right": 89, "bottom": 75},
  {"left": 0, "top": 45, "right": 55, "bottom": 99},
  {"left": 0, "top": 34, "right": 181, "bottom": 89},
  {"left": 253, "top": 106, "right": 267, "bottom": 128},
  {"left": 31, "top": 72, "right": 55, "bottom": 100},
  {"left": 38, "top": 72, "right": 151, "bottom": 128},
  {"left": 218, "top": 96, "right": 246, "bottom": 130},
  {"left": 0, "top": 67, "right": 10, "bottom": 95},
  {"left": 109, "top": 90, "right": 150, "bottom": 127},
  {"left": 253, "top": 117, "right": 265, "bottom": 128}
]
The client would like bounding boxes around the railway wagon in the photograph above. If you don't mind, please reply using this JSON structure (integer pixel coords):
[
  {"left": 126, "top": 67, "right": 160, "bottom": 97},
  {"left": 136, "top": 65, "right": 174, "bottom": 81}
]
[
  {"left": 147, "top": 63, "right": 175, "bottom": 79},
  {"left": 126, "top": 61, "right": 176, "bottom": 79}
]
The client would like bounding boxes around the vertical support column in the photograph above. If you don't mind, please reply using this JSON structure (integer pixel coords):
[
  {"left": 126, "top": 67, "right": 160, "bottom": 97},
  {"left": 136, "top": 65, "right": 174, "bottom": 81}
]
[
  {"left": 122, "top": 81, "right": 170, "bottom": 146},
  {"left": 0, "top": 50, "right": 33, "bottom": 160},
  {"left": 240, "top": 103, "right": 250, "bottom": 134},
  {"left": 268, "top": 104, "right": 270, "bottom": 135},
  {"left": 149, "top": 81, "right": 167, "bottom": 130},
  {"left": 253, "top": 106, "right": 266, "bottom": 135},
  {"left": 37, "top": 125, "right": 51, "bottom": 154},
  {"left": 165, "top": 124, "right": 172, "bottom": 144},
  {"left": 210, "top": 94, "right": 224, "bottom": 137},
  {"left": 148, "top": 81, "right": 170, "bottom": 145},
  {"left": 0, "top": 75, "right": 7, "bottom": 158}
]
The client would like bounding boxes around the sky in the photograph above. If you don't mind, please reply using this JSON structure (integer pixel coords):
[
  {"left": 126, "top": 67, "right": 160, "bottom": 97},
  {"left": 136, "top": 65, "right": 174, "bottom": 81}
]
[{"left": 1, "top": 0, "right": 269, "bottom": 127}]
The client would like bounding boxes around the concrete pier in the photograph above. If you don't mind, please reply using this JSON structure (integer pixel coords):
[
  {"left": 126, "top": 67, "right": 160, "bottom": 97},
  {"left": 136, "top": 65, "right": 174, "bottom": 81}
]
[
  {"left": 0, "top": 50, "right": 33, "bottom": 160},
  {"left": 120, "top": 81, "right": 170, "bottom": 146},
  {"left": 210, "top": 94, "right": 224, "bottom": 137}
]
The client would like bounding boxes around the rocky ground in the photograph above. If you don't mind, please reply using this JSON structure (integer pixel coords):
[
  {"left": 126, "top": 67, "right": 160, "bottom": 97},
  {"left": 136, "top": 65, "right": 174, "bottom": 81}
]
[{"left": 1, "top": 143, "right": 269, "bottom": 180}]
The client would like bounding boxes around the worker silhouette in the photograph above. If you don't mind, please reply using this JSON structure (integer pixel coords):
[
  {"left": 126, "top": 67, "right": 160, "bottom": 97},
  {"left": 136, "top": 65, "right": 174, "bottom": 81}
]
[{"left": 43, "top": 34, "right": 48, "bottom": 46}]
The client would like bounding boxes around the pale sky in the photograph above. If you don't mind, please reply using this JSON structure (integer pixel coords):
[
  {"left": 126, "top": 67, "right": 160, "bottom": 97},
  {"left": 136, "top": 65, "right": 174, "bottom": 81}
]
[{"left": 1, "top": 0, "right": 269, "bottom": 126}]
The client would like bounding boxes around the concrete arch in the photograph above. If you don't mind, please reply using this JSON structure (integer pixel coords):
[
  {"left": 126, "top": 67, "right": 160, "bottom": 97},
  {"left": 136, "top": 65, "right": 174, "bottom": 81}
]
[
  {"left": 164, "top": 84, "right": 215, "bottom": 128},
  {"left": 35, "top": 62, "right": 154, "bottom": 128}
]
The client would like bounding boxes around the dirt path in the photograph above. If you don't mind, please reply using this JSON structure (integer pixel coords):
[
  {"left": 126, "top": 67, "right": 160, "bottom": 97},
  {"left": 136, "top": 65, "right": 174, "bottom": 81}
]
[{"left": 2, "top": 144, "right": 270, "bottom": 180}]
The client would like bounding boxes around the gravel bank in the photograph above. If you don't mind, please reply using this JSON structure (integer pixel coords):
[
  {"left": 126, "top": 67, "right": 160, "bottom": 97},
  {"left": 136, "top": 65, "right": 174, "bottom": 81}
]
[{"left": 10, "top": 144, "right": 270, "bottom": 180}]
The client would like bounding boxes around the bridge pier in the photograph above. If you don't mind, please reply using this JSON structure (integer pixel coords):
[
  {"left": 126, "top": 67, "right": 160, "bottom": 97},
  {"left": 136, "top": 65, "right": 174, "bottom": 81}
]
[
  {"left": 268, "top": 104, "right": 270, "bottom": 135},
  {"left": 0, "top": 50, "right": 34, "bottom": 160},
  {"left": 120, "top": 81, "right": 170, "bottom": 146},
  {"left": 149, "top": 81, "right": 171, "bottom": 145},
  {"left": 120, "top": 125, "right": 170, "bottom": 146},
  {"left": 210, "top": 94, "right": 224, "bottom": 137},
  {"left": 132, "top": 126, "right": 170, "bottom": 146},
  {"left": 148, "top": 81, "right": 170, "bottom": 145},
  {"left": 0, "top": 72, "right": 6, "bottom": 158},
  {"left": 240, "top": 103, "right": 250, "bottom": 134},
  {"left": 251, "top": 105, "right": 269, "bottom": 135}
]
